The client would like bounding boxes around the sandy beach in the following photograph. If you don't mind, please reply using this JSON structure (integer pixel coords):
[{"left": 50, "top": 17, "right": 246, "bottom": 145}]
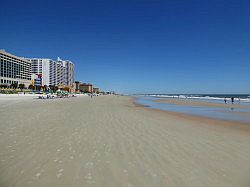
[{"left": 1, "top": 95, "right": 250, "bottom": 187}]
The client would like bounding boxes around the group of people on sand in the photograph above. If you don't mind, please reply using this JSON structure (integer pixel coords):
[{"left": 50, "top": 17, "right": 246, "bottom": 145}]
[{"left": 224, "top": 97, "right": 240, "bottom": 104}]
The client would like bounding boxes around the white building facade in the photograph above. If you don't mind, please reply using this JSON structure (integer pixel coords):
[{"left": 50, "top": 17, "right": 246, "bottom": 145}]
[
  {"left": 0, "top": 50, "right": 31, "bottom": 87},
  {"left": 27, "top": 57, "right": 74, "bottom": 87},
  {"left": 27, "top": 58, "right": 51, "bottom": 86},
  {"left": 58, "top": 57, "right": 75, "bottom": 86}
]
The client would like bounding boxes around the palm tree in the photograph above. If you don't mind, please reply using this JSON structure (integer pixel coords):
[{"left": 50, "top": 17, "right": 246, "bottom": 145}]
[
  {"left": 11, "top": 83, "right": 18, "bottom": 89},
  {"left": 43, "top": 85, "right": 48, "bottom": 92},
  {"left": 28, "top": 84, "right": 35, "bottom": 90},
  {"left": 18, "top": 84, "right": 25, "bottom": 91},
  {"left": 63, "top": 86, "right": 70, "bottom": 92},
  {"left": 48, "top": 85, "right": 59, "bottom": 93},
  {"left": 36, "top": 85, "right": 41, "bottom": 91},
  {"left": 49, "top": 85, "right": 55, "bottom": 92}
]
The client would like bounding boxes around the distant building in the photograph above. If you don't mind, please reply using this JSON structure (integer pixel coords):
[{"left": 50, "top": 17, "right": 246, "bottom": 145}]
[
  {"left": 73, "top": 81, "right": 81, "bottom": 92},
  {"left": 0, "top": 50, "right": 31, "bottom": 87},
  {"left": 49, "top": 59, "right": 58, "bottom": 86},
  {"left": 0, "top": 51, "right": 75, "bottom": 89},
  {"left": 79, "top": 83, "right": 93, "bottom": 93},
  {"left": 26, "top": 57, "right": 74, "bottom": 87},
  {"left": 49, "top": 59, "right": 67, "bottom": 86},
  {"left": 58, "top": 57, "right": 74, "bottom": 86},
  {"left": 93, "top": 87, "right": 100, "bottom": 93},
  {"left": 27, "top": 58, "right": 51, "bottom": 86}
]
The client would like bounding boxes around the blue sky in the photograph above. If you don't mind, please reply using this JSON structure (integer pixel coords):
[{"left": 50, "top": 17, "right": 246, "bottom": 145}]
[{"left": 1, "top": 0, "right": 250, "bottom": 94}]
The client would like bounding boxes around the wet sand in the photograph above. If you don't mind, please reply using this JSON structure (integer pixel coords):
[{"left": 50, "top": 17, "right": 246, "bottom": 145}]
[
  {"left": 154, "top": 98, "right": 250, "bottom": 109},
  {"left": 0, "top": 95, "right": 250, "bottom": 187}
]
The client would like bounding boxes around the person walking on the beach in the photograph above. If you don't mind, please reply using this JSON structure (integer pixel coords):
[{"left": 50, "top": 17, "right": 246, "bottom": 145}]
[
  {"left": 231, "top": 97, "right": 234, "bottom": 104},
  {"left": 224, "top": 97, "right": 227, "bottom": 104}
]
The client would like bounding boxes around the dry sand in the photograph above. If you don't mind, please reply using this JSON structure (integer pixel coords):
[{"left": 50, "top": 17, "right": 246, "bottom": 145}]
[
  {"left": 0, "top": 95, "right": 250, "bottom": 187},
  {"left": 154, "top": 98, "right": 250, "bottom": 109}
]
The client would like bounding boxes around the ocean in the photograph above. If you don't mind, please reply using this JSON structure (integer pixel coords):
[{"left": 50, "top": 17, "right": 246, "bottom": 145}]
[
  {"left": 135, "top": 94, "right": 250, "bottom": 123},
  {"left": 136, "top": 94, "right": 250, "bottom": 102}
]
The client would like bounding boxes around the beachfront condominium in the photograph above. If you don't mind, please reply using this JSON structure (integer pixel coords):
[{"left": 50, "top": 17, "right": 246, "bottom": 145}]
[
  {"left": 0, "top": 50, "right": 74, "bottom": 88},
  {"left": 28, "top": 58, "right": 51, "bottom": 86},
  {"left": 57, "top": 57, "right": 75, "bottom": 86},
  {"left": 27, "top": 57, "right": 74, "bottom": 87},
  {"left": 0, "top": 50, "right": 31, "bottom": 87}
]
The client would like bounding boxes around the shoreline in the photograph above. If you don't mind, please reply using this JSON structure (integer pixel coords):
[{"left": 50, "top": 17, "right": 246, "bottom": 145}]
[
  {"left": 132, "top": 97, "right": 250, "bottom": 133},
  {"left": 154, "top": 98, "right": 250, "bottom": 109}
]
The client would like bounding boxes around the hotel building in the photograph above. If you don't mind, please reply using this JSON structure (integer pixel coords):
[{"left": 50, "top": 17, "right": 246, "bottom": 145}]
[
  {"left": 57, "top": 57, "right": 75, "bottom": 86},
  {"left": 27, "top": 57, "right": 74, "bottom": 87},
  {"left": 79, "top": 83, "right": 93, "bottom": 93},
  {"left": 0, "top": 50, "right": 31, "bottom": 87},
  {"left": 0, "top": 50, "right": 75, "bottom": 88},
  {"left": 28, "top": 58, "right": 51, "bottom": 86},
  {"left": 73, "top": 81, "right": 81, "bottom": 92}
]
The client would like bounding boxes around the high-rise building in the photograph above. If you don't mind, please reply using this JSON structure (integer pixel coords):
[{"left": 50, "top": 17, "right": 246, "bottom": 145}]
[
  {"left": 55, "top": 61, "right": 65, "bottom": 86},
  {"left": 27, "top": 58, "right": 51, "bottom": 86},
  {"left": 57, "top": 57, "right": 74, "bottom": 86},
  {"left": 0, "top": 50, "right": 31, "bottom": 87},
  {"left": 0, "top": 51, "right": 74, "bottom": 88},
  {"left": 65, "top": 60, "right": 74, "bottom": 86},
  {"left": 27, "top": 57, "right": 74, "bottom": 87},
  {"left": 49, "top": 60, "right": 57, "bottom": 86}
]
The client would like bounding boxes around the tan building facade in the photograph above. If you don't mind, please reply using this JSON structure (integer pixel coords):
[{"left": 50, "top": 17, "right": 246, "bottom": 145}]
[
  {"left": 93, "top": 87, "right": 100, "bottom": 93},
  {"left": 79, "top": 83, "right": 93, "bottom": 93},
  {"left": 73, "top": 81, "right": 81, "bottom": 92}
]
